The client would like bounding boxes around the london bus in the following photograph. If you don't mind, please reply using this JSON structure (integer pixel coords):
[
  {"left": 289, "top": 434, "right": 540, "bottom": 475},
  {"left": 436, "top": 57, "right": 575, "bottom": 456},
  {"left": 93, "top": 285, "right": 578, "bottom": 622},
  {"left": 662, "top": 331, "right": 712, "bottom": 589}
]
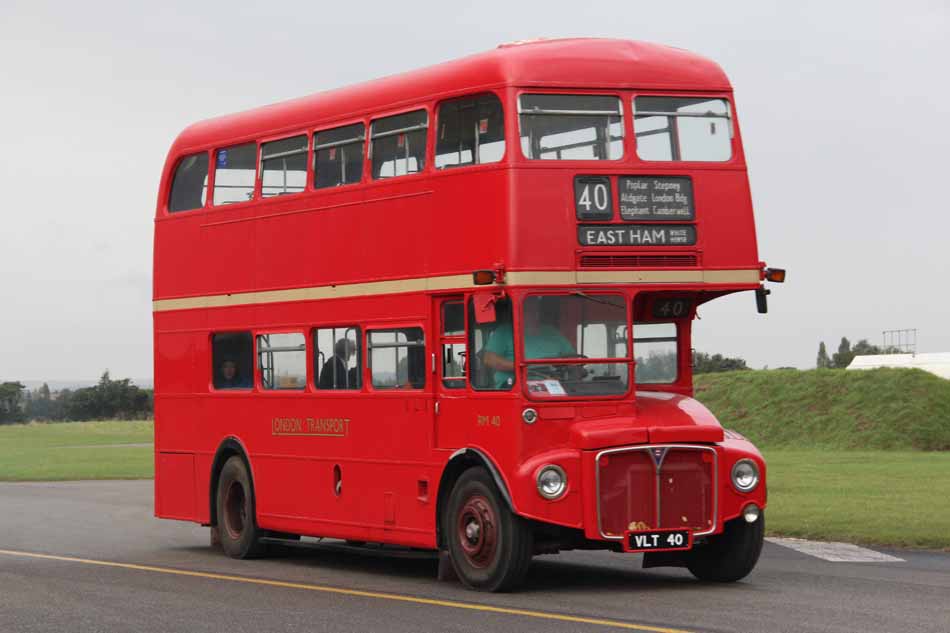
[{"left": 153, "top": 38, "right": 784, "bottom": 592}]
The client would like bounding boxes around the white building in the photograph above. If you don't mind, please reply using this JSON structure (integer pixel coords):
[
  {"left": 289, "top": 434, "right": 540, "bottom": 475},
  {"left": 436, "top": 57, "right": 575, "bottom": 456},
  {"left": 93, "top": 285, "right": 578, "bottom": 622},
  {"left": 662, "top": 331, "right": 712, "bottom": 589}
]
[{"left": 847, "top": 353, "right": 950, "bottom": 380}]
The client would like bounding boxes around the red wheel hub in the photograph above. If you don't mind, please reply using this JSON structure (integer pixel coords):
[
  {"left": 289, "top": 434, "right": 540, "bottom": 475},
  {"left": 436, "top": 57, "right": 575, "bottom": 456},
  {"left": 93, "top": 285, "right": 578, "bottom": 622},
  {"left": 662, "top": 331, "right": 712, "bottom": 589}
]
[
  {"left": 223, "top": 481, "right": 247, "bottom": 539},
  {"left": 457, "top": 494, "right": 498, "bottom": 568}
]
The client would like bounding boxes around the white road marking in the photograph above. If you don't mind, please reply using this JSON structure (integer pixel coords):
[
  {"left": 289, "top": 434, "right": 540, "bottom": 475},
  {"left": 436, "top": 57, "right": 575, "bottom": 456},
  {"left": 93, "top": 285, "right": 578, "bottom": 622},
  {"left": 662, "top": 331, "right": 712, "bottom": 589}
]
[{"left": 767, "top": 537, "right": 905, "bottom": 562}]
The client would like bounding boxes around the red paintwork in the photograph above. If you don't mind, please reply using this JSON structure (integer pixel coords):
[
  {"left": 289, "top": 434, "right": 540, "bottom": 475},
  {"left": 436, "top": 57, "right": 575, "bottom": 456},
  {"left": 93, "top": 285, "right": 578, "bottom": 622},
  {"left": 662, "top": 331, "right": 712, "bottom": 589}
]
[{"left": 153, "top": 39, "right": 769, "bottom": 552}]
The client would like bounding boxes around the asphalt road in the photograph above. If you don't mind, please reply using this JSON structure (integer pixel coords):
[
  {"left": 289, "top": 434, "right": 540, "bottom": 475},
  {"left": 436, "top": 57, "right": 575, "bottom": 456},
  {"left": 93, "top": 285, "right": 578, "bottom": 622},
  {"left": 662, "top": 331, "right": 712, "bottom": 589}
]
[{"left": 1, "top": 481, "right": 948, "bottom": 633}]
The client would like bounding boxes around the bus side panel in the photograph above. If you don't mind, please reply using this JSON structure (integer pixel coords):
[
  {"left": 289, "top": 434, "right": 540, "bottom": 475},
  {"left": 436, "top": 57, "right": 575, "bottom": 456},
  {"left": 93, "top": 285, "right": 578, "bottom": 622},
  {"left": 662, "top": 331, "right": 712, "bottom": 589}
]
[{"left": 155, "top": 452, "right": 197, "bottom": 521}]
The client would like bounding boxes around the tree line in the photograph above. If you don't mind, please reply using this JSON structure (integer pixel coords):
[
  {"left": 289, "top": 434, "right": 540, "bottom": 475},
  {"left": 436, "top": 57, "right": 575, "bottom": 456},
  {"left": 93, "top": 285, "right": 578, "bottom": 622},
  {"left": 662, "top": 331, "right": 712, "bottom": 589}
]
[
  {"left": 0, "top": 372, "right": 152, "bottom": 424},
  {"left": 816, "top": 337, "right": 897, "bottom": 369}
]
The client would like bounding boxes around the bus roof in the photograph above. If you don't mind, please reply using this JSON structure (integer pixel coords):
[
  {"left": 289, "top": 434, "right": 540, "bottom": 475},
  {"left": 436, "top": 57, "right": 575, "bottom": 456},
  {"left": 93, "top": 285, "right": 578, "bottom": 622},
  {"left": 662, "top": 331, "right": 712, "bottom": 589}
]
[{"left": 172, "top": 38, "right": 731, "bottom": 153}]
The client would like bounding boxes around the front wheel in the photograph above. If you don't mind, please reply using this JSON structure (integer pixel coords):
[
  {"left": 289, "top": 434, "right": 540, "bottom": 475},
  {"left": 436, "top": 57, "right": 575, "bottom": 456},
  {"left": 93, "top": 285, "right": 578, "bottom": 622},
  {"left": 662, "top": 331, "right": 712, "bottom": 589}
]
[
  {"left": 216, "top": 456, "right": 266, "bottom": 559},
  {"left": 686, "top": 513, "right": 764, "bottom": 582},
  {"left": 443, "top": 467, "right": 533, "bottom": 592}
]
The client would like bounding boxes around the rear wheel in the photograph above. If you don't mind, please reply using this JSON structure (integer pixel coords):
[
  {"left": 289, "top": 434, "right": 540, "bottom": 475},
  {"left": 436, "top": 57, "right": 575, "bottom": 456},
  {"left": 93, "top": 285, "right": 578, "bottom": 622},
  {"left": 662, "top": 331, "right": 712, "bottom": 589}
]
[
  {"left": 216, "top": 456, "right": 266, "bottom": 559},
  {"left": 686, "top": 513, "right": 764, "bottom": 582},
  {"left": 443, "top": 467, "right": 533, "bottom": 592}
]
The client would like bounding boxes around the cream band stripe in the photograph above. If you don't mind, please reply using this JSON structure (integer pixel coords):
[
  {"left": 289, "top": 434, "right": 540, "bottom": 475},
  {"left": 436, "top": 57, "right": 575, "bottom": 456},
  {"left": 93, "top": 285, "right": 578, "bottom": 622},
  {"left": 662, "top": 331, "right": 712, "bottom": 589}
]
[
  {"left": 153, "top": 269, "right": 760, "bottom": 312},
  {"left": 0, "top": 548, "right": 693, "bottom": 633}
]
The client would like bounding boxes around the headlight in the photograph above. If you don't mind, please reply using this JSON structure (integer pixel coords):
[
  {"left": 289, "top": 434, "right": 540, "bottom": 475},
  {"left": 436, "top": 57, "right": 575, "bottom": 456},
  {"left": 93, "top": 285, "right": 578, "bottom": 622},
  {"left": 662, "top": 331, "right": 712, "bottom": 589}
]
[
  {"left": 536, "top": 465, "right": 567, "bottom": 500},
  {"left": 731, "top": 459, "right": 760, "bottom": 492}
]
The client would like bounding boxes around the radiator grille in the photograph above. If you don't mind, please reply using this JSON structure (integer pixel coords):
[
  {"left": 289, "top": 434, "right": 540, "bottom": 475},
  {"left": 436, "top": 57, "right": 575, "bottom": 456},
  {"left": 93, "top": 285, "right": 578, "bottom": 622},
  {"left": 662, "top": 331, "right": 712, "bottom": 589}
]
[
  {"left": 579, "top": 254, "right": 698, "bottom": 268},
  {"left": 597, "top": 446, "right": 716, "bottom": 538}
]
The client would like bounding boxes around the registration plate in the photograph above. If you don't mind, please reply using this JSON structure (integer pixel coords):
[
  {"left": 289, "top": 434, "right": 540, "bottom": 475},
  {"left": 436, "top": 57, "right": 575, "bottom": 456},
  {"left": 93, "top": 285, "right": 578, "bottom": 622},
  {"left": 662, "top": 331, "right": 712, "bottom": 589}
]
[{"left": 624, "top": 528, "right": 693, "bottom": 553}]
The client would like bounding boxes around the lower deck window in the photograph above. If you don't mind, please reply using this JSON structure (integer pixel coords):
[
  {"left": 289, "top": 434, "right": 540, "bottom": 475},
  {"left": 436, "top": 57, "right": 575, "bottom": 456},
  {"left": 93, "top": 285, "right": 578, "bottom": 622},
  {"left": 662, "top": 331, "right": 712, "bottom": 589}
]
[
  {"left": 212, "top": 332, "right": 253, "bottom": 389},
  {"left": 368, "top": 328, "right": 425, "bottom": 389},
  {"left": 314, "top": 326, "right": 361, "bottom": 389},
  {"left": 257, "top": 333, "right": 306, "bottom": 390}
]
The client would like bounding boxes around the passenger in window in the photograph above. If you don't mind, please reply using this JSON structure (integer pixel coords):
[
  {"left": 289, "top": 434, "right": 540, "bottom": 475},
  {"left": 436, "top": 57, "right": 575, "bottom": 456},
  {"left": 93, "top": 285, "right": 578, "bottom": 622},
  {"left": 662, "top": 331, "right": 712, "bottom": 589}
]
[
  {"left": 218, "top": 359, "right": 252, "bottom": 389},
  {"left": 319, "top": 339, "right": 358, "bottom": 389},
  {"left": 483, "top": 297, "right": 577, "bottom": 388}
]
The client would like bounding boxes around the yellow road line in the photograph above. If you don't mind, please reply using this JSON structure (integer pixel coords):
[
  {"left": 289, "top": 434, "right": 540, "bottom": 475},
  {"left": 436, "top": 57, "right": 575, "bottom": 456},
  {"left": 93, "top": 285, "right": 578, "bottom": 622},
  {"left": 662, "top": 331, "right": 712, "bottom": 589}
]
[{"left": 0, "top": 548, "right": 692, "bottom": 633}]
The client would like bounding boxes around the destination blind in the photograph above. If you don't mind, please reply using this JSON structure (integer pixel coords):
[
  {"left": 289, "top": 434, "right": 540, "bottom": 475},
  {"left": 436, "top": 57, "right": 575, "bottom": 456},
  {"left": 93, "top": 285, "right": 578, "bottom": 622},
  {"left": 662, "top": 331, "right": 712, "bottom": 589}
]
[
  {"left": 618, "top": 176, "right": 694, "bottom": 220},
  {"left": 578, "top": 225, "right": 697, "bottom": 246}
]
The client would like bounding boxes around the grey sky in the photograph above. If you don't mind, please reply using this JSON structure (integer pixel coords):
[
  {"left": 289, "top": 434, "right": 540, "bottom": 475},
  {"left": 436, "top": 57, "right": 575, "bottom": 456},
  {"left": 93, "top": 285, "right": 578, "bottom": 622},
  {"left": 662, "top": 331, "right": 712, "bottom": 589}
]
[{"left": 1, "top": 0, "right": 947, "bottom": 381}]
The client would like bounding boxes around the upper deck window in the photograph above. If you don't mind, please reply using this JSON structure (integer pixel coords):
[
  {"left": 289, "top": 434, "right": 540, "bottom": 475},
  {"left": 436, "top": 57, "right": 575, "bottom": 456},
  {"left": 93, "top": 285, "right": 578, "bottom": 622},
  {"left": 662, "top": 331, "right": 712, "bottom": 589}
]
[
  {"left": 168, "top": 152, "right": 209, "bottom": 212},
  {"left": 633, "top": 97, "right": 732, "bottom": 162},
  {"left": 261, "top": 135, "right": 307, "bottom": 197},
  {"left": 314, "top": 123, "right": 365, "bottom": 189},
  {"left": 519, "top": 94, "right": 623, "bottom": 161},
  {"left": 371, "top": 110, "right": 427, "bottom": 179},
  {"left": 435, "top": 94, "right": 505, "bottom": 168},
  {"left": 213, "top": 142, "right": 257, "bottom": 205}
]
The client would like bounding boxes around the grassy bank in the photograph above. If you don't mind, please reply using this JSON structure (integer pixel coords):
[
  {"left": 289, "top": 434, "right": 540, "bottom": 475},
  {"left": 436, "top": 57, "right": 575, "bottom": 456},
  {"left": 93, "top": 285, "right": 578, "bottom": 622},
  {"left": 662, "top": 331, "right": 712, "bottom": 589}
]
[
  {"left": 695, "top": 368, "right": 950, "bottom": 450},
  {"left": 2, "top": 389, "right": 948, "bottom": 549},
  {"left": 0, "top": 420, "right": 153, "bottom": 481},
  {"left": 764, "top": 449, "right": 950, "bottom": 549}
]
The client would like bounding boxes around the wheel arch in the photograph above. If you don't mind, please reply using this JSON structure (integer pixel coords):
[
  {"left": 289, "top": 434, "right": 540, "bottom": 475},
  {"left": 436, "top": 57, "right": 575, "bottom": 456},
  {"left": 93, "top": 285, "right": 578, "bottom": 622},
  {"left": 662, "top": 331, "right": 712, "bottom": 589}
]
[
  {"left": 435, "top": 447, "right": 516, "bottom": 548},
  {"left": 209, "top": 437, "right": 255, "bottom": 527}
]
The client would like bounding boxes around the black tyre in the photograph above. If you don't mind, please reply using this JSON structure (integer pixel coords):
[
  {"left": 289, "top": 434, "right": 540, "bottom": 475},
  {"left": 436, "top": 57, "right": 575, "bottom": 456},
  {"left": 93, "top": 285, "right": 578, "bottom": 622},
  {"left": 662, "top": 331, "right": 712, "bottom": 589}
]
[
  {"left": 216, "top": 456, "right": 266, "bottom": 559},
  {"left": 686, "top": 512, "right": 764, "bottom": 582},
  {"left": 443, "top": 467, "right": 533, "bottom": 592}
]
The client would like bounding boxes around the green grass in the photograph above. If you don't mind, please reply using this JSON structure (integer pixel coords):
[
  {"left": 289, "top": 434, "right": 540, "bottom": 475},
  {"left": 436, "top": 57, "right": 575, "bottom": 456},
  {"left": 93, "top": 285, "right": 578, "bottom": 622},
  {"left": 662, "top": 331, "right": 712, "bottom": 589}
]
[
  {"left": 0, "top": 420, "right": 153, "bottom": 481},
  {"left": 695, "top": 368, "right": 950, "bottom": 547},
  {"left": 695, "top": 368, "right": 950, "bottom": 450},
  {"left": 764, "top": 449, "right": 950, "bottom": 549}
]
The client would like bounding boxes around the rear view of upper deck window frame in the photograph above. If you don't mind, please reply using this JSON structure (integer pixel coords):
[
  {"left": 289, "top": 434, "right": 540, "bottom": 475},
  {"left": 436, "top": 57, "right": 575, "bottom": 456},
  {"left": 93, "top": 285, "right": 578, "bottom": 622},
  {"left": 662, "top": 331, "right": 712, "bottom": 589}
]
[
  {"left": 633, "top": 96, "right": 733, "bottom": 162},
  {"left": 371, "top": 110, "right": 428, "bottom": 179},
  {"left": 213, "top": 142, "right": 258, "bottom": 205},
  {"left": 518, "top": 94, "right": 624, "bottom": 161},
  {"left": 313, "top": 123, "right": 365, "bottom": 189},
  {"left": 168, "top": 152, "right": 209, "bottom": 213},
  {"left": 260, "top": 135, "right": 308, "bottom": 198},
  {"left": 435, "top": 93, "right": 505, "bottom": 169}
]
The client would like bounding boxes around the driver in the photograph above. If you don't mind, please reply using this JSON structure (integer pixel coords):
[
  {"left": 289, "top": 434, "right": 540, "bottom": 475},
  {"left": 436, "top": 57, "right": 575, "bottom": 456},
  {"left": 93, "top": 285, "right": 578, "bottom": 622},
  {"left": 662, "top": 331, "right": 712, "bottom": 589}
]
[{"left": 483, "top": 296, "right": 576, "bottom": 388}]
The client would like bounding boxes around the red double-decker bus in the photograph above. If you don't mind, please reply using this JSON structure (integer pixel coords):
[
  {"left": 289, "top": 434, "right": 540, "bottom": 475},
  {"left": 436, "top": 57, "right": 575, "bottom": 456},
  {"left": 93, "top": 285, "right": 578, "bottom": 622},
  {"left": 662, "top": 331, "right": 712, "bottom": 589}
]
[{"left": 153, "top": 38, "right": 783, "bottom": 591}]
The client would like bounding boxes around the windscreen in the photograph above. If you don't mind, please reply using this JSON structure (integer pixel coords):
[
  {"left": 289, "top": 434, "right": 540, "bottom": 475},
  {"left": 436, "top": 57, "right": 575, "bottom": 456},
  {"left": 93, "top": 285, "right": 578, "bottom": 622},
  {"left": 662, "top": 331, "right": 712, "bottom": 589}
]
[{"left": 519, "top": 294, "right": 629, "bottom": 397}]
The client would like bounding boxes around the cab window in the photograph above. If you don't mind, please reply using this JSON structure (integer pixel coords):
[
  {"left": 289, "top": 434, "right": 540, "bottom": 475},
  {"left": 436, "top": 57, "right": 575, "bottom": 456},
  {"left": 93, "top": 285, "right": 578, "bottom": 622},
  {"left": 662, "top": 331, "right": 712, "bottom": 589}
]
[{"left": 633, "top": 322, "right": 678, "bottom": 383}]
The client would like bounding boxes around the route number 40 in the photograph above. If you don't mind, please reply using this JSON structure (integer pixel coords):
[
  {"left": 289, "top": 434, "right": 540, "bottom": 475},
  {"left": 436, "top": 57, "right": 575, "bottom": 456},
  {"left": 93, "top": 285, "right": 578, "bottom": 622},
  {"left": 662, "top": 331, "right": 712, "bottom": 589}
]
[
  {"left": 574, "top": 177, "right": 612, "bottom": 219},
  {"left": 578, "top": 183, "right": 609, "bottom": 212}
]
